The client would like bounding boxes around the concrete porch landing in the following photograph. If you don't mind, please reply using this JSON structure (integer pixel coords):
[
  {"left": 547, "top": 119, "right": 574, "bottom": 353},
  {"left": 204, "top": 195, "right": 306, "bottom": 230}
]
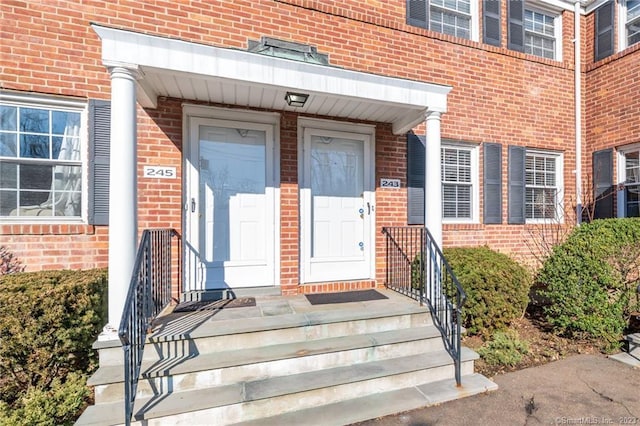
[{"left": 79, "top": 288, "right": 496, "bottom": 426}]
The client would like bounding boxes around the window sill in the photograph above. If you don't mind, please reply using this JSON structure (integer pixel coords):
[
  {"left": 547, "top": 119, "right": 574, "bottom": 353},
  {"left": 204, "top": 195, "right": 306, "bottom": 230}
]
[
  {"left": 443, "top": 222, "right": 483, "bottom": 231},
  {"left": 0, "top": 223, "right": 96, "bottom": 235},
  {"left": 524, "top": 219, "right": 565, "bottom": 225}
]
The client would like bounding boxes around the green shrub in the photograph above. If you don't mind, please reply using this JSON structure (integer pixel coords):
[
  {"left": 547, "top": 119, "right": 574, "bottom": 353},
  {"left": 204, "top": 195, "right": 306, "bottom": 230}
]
[
  {"left": 0, "top": 269, "right": 107, "bottom": 411},
  {"left": 444, "top": 246, "right": 532, "bottom": 336},
  {"left": 478, "top": 330, "right": 529, "bottom": 367},
  {"left": 538, "top": 218, "right": 640, "bottom": 350},
  {"left": 0, "top": 372, "right": 89, "bottom": 426}
]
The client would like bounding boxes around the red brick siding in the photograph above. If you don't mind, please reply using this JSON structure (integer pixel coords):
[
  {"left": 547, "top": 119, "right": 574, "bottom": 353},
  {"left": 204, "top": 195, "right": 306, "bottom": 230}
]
[{"left": 0, "top": 0, "right": 586, "bottom": 278}]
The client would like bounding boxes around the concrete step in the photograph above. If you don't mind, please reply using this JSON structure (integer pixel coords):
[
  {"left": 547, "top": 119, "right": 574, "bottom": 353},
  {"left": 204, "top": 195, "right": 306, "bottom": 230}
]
[
  {"left": 90, "top": 326, "right": 444, "bottom": 403},
  {"left": 77, "top": 349, "right": 480, "bottom": 426},
  {"left": 232, "top": 373, "right": 498, "bottom": 426},
  {"left": 626, "top": 333, "right": 640, "bottom": 360},
  {"left": 94, "top": 304, "right": 432, "bottom": 366}
]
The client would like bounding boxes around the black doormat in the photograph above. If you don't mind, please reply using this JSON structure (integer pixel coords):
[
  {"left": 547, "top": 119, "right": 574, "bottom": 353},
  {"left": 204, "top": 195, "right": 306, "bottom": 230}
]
[
  {"left": 173, "top": 297, "right": 256, "bottom": 313},
  {"left": 305, "top": 289, "right": 388, "bottom": 305}
]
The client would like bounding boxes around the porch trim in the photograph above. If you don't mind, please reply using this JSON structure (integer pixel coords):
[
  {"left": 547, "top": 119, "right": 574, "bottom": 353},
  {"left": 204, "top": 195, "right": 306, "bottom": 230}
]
[{"left": 92, "top": 25, "right": 451, "bottom": 135}]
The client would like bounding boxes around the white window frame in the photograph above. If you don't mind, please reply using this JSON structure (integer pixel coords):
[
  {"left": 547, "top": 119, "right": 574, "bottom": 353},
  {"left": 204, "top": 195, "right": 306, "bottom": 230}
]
[
  {"left": 524, "top": 2, "right": 563, "bottom": 61},
  {"left": 616, "top": 143, "right": 640, "bottom": 218},
  {"left": 430, "top": 0, "right": 479, "bottom": 41},
  {"left": 525, "top": 149, "right": 564, "bottom": 224},
  {"left": 0, "top": 93, "right": 88, "bottom": 223},
  {"left": 441, "top": 141, "right": 479, "bottom": 224},
  {"left": 618, "top": 0, "right": 640, "bottom": 51}
]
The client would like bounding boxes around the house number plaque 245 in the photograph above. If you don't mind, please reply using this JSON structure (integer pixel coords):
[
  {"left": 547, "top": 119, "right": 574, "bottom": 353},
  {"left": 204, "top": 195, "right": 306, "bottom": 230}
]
[{"left": 143, "top": 166, "right": 177, "bottom": 179}]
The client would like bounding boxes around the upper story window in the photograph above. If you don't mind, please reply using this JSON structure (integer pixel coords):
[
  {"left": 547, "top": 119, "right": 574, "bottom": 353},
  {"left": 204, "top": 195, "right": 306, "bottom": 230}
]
[
  {"left": 407, "top": 0, "right": 478, "bottom": 41},
  {"left": 0, "top": 98, "right": 85, "bottom": 219},
  {"left": 524, "top": 8, "right": 557, "bottom": 59},
  {"left": 624, "top": 0, "right": 640, "bottom": 48},
  {"left": 508, "top": 1, "right": 562, "bottom": 61},
  {"left": 525, "top": 151, "right": 563, "bottom": 221},
  {"left": 441, "top": 142, "right": 479, "bottom": 222},
  {"left": 598, "top": 0, "right": 640, "bottom": 60}
]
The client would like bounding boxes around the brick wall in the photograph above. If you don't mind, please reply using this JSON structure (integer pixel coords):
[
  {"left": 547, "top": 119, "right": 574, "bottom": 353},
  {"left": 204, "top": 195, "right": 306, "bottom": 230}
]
[
  {"left": 1, "top": 0, "right": 583, "bottom": 278},
  {"left": 584, "top": 2, "right": 640, "bottom": 217}
]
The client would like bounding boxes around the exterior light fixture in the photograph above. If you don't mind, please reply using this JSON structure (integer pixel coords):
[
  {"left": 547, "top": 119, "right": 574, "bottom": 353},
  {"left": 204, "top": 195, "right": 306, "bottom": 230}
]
[{"left": 285, "top": 91, "right": 309, "bottom": 107}]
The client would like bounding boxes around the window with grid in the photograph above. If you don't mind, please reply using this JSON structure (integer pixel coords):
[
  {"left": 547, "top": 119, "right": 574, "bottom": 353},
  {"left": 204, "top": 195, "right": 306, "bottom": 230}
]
[
  {"left": 524, "top": 8, "right": 556, "bottom": 59},
  {"left": 0, "top": 101, "right": 84, "bottom": 219},
  {"left": 407, "top": 0, "right": 472, "bottom": 40},
  {"left": 525, "top": 152, "right": 560, "bottom": 220},
  {"left": 624, "top": 151, "right": 640, "bottom": 217},
  {"left": 627, "top": 0, "right": 640, "bottom": 47},
  {"left": 430, "top": 0, "right": 472, "bottom": 38},
  {"left": 441, "top": 146, "right": 472, "bottom": 219}
]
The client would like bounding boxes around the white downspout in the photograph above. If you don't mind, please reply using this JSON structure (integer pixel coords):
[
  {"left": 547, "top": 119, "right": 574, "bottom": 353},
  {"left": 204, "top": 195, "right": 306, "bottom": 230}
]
[{"left": 574, "top": 0, "right": 582, "bottom": 225}]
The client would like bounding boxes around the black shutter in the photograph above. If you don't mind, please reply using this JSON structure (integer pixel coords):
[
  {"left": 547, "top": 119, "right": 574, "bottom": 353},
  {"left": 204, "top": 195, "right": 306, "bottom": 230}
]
[
  {"left": 594, "top": 1, "right": 614, "bottom": 61},
  {"left": 88, "top": 99, "right": 111, "bottom": 226},
  {"left": 508, "top": 145, "right": 526, "bottom": 224},
  {"left": 508, "top": 0, "right": 525, "bottom": 52},
  {"left": 484, "top": 143, "right": 502, "bottom": 224},
  {"left": 407, "top": 133, "right": 426, "bottom": 225},
  {"left": 407, "top": 0, "right": 429, "bottom": 29},
  {"left": 593, "top": 148, "right": 614, "bottom": 219},
  {"left": 483, "top": 0, "right": 502, "bottom": 46}
]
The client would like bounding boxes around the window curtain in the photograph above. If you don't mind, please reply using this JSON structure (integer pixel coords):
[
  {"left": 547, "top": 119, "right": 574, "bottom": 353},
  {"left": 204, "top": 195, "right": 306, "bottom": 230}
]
[
  {"left": 55, "top": 115, "right": 81, "bottom": 215},
  {"left": 16, "top": 113, "right": 81, "bottom": 216}
]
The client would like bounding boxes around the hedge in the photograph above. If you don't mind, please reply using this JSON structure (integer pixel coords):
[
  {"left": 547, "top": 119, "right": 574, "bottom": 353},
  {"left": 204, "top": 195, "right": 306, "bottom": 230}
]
[
  {"left": 0, "top": 269, "right": 107, "bottom": 425},
  {"left": 538, "top": 218, "right": 640, "bottom": 350},
  {"left": 443, "top": 246, "right": 532, "bottom": 337}
]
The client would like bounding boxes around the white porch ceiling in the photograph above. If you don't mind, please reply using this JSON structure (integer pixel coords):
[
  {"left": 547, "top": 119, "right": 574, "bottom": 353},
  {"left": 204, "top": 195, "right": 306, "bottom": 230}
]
[{"left": 93, "top": 25, "right": 452, "bottom": 135}]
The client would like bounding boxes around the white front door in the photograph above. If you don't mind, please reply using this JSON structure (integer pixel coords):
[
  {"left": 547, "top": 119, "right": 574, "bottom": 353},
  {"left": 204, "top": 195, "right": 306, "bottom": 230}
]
[
  {"left": 186, "top": 117, "right": 276, "bottom": 290},
  {"left": 301, "top": 126, "right": 375, "bottom": 282}
]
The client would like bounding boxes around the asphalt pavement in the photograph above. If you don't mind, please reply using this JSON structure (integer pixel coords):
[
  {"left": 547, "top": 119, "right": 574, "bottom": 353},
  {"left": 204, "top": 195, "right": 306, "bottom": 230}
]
[{"left": 354, "top": 354, "right": 640, "bottom": 426}]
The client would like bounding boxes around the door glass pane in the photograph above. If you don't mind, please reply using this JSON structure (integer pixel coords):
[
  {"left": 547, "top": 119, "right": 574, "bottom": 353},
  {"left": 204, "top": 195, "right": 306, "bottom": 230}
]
[
  {"left": 310, "top": 136, "right": 365, "bottom": 258},
  {"left": 199, "top": 126, "right": 266, "bottom": 262},
  {"left": 311, "top": 136, "right": 363, "bottom": 197}
]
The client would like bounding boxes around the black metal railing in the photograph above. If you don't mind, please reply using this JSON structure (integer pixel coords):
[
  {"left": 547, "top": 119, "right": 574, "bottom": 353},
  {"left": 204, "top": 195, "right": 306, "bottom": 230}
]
[
  {"left": 118, "top": 229, "right": 179, "bottom": 425},
  {"left": 382, "top": 226, "right": 466, "bottom": 386}
]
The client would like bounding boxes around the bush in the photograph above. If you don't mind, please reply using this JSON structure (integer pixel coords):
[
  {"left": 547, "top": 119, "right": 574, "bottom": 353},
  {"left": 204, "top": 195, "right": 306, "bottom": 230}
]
[
  {"left": 538, "top": 218, "right": 640, "bottom": 350},
  {"left": 477, "top": 330, "right": 529, "bottom": 367},
  {"left": 444, "top": 246, "right": 532, "bottom": 336},
  {"left": 0, "top": 269, "right": 107, "bottom": 417},
  {"left": 0, "top": 246, "right": 24, "bottom": 275},
  {"left": 0, "top": 372, "right": 89, "bottom": 426}
]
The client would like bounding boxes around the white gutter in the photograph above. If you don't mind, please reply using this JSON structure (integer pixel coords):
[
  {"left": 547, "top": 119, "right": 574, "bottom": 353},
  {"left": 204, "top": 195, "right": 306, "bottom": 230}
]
[{"left": 574, "top": 0, "right": 583, "bottom": 225}]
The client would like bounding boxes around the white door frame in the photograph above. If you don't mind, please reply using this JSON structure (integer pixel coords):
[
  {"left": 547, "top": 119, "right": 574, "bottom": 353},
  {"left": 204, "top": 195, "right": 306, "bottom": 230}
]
[
  {"left": 298, "top": 117, "right": 376, "bottom": 283},
  {"left": 183, "top": 105, "right": 281, "bottom": 291}
]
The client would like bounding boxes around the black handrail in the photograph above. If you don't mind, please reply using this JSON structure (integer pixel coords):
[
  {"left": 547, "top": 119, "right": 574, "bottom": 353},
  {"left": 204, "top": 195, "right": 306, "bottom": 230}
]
[
  {"left": 382, "top": 226, "right": 466, "bottom": 386},
  {"left": 118, "top": 229, "right": 179, "bottom": 425}
]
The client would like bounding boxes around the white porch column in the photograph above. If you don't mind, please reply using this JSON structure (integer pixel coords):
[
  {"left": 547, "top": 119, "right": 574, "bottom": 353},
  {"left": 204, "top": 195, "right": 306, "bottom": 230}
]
[
  {"left": 425, "top": 111, "right": 443, "bottom": 248},
  {"left": 105, "top": 66, "right": 139, "bottom": 336}
]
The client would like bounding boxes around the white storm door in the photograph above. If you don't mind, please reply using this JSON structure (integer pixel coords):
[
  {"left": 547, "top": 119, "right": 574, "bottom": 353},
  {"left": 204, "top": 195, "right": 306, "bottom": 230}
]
[
  {"left": 302, "top": 128, "right": 374, "bottom": 282},
  {"left": 187, "top": 119, "right": 275, "bottom": 289}
]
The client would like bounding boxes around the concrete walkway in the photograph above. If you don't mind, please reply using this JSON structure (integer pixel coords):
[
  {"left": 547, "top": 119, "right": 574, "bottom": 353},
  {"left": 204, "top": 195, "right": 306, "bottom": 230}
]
[{"left": 354, "top": 354, "right": 639, "bottom": 426}]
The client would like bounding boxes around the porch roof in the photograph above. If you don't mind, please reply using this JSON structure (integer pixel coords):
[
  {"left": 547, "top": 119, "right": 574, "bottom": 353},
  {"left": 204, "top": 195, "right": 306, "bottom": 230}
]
[{"left": 92, "top": 25, "right": 451, "bottom": 135}]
